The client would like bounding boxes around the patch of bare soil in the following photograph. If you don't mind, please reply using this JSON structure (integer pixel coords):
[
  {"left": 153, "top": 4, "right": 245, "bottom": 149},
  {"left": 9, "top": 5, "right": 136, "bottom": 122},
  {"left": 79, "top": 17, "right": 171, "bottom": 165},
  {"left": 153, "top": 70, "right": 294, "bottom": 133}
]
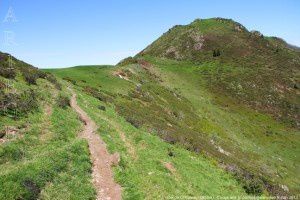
[
  {"left": 113, "top": 70, "right": 130, "bottom": 81},
  {"left": 70, "top": 93, "right": 121, "bottom": 200},
  {"left": 162, "top": 161, "right": 177, "bottom": 174}
]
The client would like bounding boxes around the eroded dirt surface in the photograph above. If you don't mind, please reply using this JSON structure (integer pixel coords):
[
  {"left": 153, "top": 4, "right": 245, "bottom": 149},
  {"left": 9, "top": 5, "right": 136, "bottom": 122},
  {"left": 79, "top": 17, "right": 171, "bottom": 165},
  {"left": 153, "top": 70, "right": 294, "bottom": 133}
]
[{"left": 70, "top": 93, "right": 121, "bottom": 200}]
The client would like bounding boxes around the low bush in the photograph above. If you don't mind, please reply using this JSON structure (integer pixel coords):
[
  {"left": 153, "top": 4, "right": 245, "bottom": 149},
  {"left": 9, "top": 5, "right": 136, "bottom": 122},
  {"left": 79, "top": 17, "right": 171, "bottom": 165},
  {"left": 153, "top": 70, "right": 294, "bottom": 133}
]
[
  {"left": 213, "top": 49, "right": 221, "bottom": 57},
  {"left": 125, "top": 116, "right": 141, "bottom": 128},
  {"left": 0, "top": 89, "right": 38, "bottom": 118},
  {"left": 83, "top": 86, "right": 113, "bottom": 103},
  {"left": 23, "top": 71, "right": 39, "bottom": 85},
  {"left": 117, "top": 56, "right": 138, "bottom": 66},
  {"left": 57, "top": 95, "right": 70, "bottom": 109},
  {"left": 243, "top": 178, "right": 263, "bottom": 195},
  {"left": 98, "top": 105, "right": 106, "bottom": 111},
  {"left": 0, "top": 64, "right": 17, "bottom": 79},
  {"left": 0, "top": 129, "right": 6, "bottom": 138},
  {"left": 63, "top": 77, "right": 77, "bottom": 85},
  {"left": 46, "top": 73, "right": 62, "bottom": 90}
]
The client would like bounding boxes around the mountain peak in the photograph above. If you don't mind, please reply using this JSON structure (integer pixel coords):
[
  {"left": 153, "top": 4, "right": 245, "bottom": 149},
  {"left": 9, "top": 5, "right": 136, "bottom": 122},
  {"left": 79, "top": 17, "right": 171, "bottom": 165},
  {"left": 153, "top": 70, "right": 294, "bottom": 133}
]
[{"left": 138, "top": 18, "right": 299, "bottom": 68}]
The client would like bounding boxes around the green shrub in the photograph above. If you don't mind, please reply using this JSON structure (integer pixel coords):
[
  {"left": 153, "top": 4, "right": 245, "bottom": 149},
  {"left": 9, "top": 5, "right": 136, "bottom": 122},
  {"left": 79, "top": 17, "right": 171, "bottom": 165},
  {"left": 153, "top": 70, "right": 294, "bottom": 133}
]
[
  {"left": 63, "top": 77, "right": 77, "bottom": 85},
  {"left": 20, "top": 68, "right": 47, "bottom": 85},
  {"left": 0, "top": 129, "right": 6, "bottom": 138},
  {"left": 117, "top": 56, "right": 138, "bottom": 66},
  {"left": 0, "top": 63, "right": 16, "bottom": 79},
  {"left": 98, "top": 105, "right": 106, "bottom": 111},
  {"left": 213, "top": 49, "right": 221, "bottom": 57},
  {"left": 57, "top": 95, "right": 70, "bottom": 109},
  {"left": 23, "top": 71, "right": 39, "bottom": 85},
  {"left": 83, "top": 86, "right": 113, "bottom": 103},
  {"left": 46, "top": 73, "right": 62, "bottom": 90},
  {"left": 243, "top": 178, "right": 263, "bottom": 195},
  {"left": 0, "top": 89, "right": 38, "bottom": 118},
  {"left": 125, "top": 116, "right": 141, "bottom": 128}
]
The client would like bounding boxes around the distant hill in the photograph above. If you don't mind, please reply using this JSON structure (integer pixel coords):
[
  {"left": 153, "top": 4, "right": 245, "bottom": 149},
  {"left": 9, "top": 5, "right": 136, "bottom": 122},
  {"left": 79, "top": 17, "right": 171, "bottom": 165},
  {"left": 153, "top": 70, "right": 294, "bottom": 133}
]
[{"left": 138, "top": 18, "right": 300, "bottom": 127}]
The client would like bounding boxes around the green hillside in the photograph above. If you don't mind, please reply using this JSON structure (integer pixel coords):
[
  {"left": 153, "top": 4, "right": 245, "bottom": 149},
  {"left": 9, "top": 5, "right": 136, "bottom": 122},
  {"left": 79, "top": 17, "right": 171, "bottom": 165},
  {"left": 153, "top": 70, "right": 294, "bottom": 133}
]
[
  {"left": 47, "top": 18, "right": 300, "bottom": 197},
  {"left": 1, "top": 17, "right": 299, "bottom": 199},
  {"left": 0, "top": 53, "right": 95, "bottom": 199},
  {"left": 139, "top": 18, "right": 300, "bottom": 128},
  {"left": 48, "top": 55, "right": 299, "bottom": 197}
]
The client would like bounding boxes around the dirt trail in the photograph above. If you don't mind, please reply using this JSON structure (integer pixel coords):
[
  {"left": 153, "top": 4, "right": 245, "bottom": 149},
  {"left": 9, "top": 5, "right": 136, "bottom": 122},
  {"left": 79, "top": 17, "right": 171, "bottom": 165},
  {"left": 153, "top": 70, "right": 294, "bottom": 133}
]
[{"left": 70, "top": 93, "right": 122, "bottom": 200}]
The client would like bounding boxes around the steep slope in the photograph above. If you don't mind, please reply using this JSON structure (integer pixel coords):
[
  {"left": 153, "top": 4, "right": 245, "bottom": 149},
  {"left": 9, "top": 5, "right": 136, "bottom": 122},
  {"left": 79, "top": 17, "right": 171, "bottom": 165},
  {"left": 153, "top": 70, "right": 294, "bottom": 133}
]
[
  {"left": 138, "top": 18, "right": 300, "bottom": 127},
  {"left": 0, "top": 53, "right": 95, "bottom": 199}
]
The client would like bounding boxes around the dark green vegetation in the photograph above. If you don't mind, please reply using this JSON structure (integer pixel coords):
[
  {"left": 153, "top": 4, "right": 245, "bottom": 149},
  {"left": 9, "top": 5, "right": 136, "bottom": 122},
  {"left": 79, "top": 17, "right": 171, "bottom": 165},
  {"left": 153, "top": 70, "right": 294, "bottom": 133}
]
[
  {"left": 48, "top": 18, "right": 300, "bottom": 198},
  {"left": 0, "top": 53, "right": 95, "bottom": 199}
]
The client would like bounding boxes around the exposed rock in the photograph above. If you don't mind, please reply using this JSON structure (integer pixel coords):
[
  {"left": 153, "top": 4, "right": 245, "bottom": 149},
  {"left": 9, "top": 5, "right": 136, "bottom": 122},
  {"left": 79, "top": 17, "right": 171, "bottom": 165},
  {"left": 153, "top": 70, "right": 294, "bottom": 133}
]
[
  {"left": 235, "top": 25, "right": 243, "bottom": 32},
  {"left": 165, "top": 46, "right": 181, "bottom": 59},
  {"left": 251, "top": 30, "right": 263, "bottom": 37},
  {"left": 137, "top": 59, "right": 152, "bottom": 69},
  {"left": 210, "top": 139, "right": 231, "bottom": 156},
  {"left": 136, "top": 84, "right": 142, "bottom": 92},
  {"left": 280, "top": 185, "right": 289, "bottom": 192},
  {"left": 113, "top": 70, "right": 130, "bottom": 81},
  {"left": 189, "top": 31, "right": 205, "bottom": 50},
  {"left": 218, "top": 146, "right": 230, "bottom": 156}
]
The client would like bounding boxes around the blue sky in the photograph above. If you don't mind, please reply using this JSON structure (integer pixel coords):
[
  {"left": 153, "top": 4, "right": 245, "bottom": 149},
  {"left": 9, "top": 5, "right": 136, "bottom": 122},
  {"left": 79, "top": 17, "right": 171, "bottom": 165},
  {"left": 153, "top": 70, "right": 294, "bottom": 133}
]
[{"left": 0, "top": 0, "right": 299, "bottom": 68}]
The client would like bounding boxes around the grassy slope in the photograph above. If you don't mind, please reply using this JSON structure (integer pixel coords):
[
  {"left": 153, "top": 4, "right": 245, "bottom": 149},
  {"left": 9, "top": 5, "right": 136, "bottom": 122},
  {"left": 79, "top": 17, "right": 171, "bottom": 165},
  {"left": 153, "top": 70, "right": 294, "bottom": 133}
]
[
  {"left": 48, "top": 67, "right": 249, "bottom": 199},
  {"left": 144, "top": 57, "right": 300, "bottom": 194},
  {"left": 48, "top": 60, "right": 299, "bottom": 197},
  {"left": 0, "top": 72, "right": 95, "bottom": 199},
  {"left": 139, "top": 18, "right": 300, "bottom": 128},
  {"left": 75, "top": 87, "right": 248, "bottom": 199},
  {"left": 48, "top": 65, "right": 131, "bottom": 94}
]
